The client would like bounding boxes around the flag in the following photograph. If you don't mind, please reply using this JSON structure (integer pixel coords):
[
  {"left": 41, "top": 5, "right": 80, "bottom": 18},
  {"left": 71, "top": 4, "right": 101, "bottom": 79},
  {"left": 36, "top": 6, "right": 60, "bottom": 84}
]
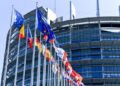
[
  {"left": 36, "top": 8, "right": 50, "bottom": 34},
  {"left": 19, "top": 25, "right": 25, "bottom": 39},
  {"left": 53, "top": 43, "right": 68, "bottom": 61},
  {"left": 69, "top": 70, "right": 83, "bottom": 84},
  {"left": 64, "top": 61, "right": 72, "bottom": 71},
  {"left": 13, "top": 9, "right": 25, "bottom": 39},
  {"left": 35, "top": 38, "right": 42, "bottom": 52},
  {"left": 13, "top": 9, "right": 24, "bottom": 29},
  {"left": 52, "top": 63, "right": 59, "bottom": 74},
  {"left": 44, "top": 48, "right": 52, "bottom": 62},
  {"left": 27, "top": 28, "right": 33, "bottom": 48},
  {"left": 36, "top": 8, "right": 55, "bottom": 43},
  {"left": 62, "top": 69, "right": 72, "bottom": 81}
]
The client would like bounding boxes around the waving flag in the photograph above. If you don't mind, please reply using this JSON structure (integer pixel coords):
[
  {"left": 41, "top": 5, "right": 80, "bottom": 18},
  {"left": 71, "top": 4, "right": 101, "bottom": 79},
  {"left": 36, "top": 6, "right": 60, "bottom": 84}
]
[
  {"left": 35, "top": 38, "right": 42, "bottom": 52},
  {"left": 13, "top": 9, "right": 24, "bottom": 28},
  {"left": 19, "top": 25, "right": 25, "bottom": 39},
  {"left": 62, "top": 69, "right": 72, "bottom": 81},
  {"left": 13, "top": 9, "right": 25, "bottom": 39},
  {"left": 27, "top": 28, "right": 33, "bottom": 48},
  {"left": 36, "top": 8, "right": 55, "bottom": 43},
  {"left": 52, "top": 63, "right": 59, "bottom": 74},
  {"left": 44, "top": 48, "right": 52, "bottom": 62},
  {"left": 53, "top": 43, "right": 68, "bottom": 61}
]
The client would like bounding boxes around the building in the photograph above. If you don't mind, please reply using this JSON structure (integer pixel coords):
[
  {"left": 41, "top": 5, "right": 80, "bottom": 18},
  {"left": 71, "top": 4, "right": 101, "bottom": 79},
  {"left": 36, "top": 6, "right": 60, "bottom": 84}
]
[
  {"left": 52, "top": 17, "right": 120, "bottom": 86},
  {"left": 1, "top": 7, "right": 120, "bottom": 86},
  {"left": 1, "top": 7, "right": 58, "bottom": 86}
]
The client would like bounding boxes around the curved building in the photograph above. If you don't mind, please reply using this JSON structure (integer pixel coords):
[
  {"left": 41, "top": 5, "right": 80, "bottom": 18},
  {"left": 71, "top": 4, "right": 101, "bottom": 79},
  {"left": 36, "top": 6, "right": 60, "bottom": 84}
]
[
  {"left": 51, "top": 17, "right": 120, "bottom": 86},
  {"left": 1, "top": 7, "right": 120, "bottom": 86}
]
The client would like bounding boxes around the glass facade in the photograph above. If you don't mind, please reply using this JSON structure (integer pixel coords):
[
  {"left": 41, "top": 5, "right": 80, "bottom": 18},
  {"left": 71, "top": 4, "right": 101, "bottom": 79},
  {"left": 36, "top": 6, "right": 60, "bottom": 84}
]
[{"left": 52, "top": 20, "right": 120, "bottom": 86}]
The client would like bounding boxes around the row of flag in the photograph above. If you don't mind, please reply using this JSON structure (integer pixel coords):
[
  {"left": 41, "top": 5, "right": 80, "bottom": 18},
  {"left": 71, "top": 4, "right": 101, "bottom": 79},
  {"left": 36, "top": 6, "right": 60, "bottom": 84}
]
[{"left": 12, "top": 7, "right": 84, "bottom": 86}]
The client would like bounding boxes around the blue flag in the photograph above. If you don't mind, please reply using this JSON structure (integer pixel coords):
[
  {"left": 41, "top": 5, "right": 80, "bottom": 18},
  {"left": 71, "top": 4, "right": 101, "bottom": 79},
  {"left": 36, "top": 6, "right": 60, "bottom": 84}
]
[
  {"left": 13, "top": 9, "right": 24, "bottom": 29},
  {"left": 36, "top": 8, "right": 55, "bottom": 43}
]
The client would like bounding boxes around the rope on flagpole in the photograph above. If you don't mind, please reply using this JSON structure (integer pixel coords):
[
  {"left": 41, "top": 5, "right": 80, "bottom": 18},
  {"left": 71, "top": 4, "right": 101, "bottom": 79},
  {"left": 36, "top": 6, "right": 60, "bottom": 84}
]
[{"left": 3, "top": 5, "right": 14, "bottom": 86}]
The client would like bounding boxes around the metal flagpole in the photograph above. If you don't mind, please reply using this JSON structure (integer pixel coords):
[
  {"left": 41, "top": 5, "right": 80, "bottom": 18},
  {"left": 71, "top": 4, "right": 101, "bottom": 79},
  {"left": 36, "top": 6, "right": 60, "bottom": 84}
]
[
  {"left": 53, "top": 52, "right": 56, "bottom": 86},
  {"left": 3, "top": 5, "right": 14, "bottom": 86},
  {"left": 119, "top": 5, "right": 120, "bottom": 16},
  {"left": 47, "top": 60, "right": 50, "bottom": 86},
  {"left": 60, "top": 60, "right": 62, "bottom": 86},
  {"left": 69, "top": 1, "right": 73, "bottom": 86},
  {"left": 63, "top": 72, "right": 65, "bottom": 86},
  {"left": 54, "top": 38, "right": 62, "bottom": 86},
  {"left": 36, "top": 3, "right": 41, "bottom": 85},
  {"left": 30, "top": 23, "right": 36, "bottom": 86},
  {"left": 46, "top": 48, "right": 49, "bottom": 86},
  {"left": 54, "top": 0, "right": 56, "bottom": 13},
  {"left": 30, "top": 2, "right": 38, "bottom": 86},
  {"left": 70, "top": 0, "right": 72, "bottom": 20},
  {"left": 22, "top": 25, "right": 29, "bottom": 86},
  {"left": 46, "top": 44, "right": 49, "bottom": 86},
  {"left": 96, "top": 0, "right": 104, "bottom": 79},
  {"left": 96, "top": 0, "right": 100, "bottom": 17},
  {"left": 14, "top": 31, "right": 21, "bottom": 86},
  {"left": 48, "top": 60, "right": 50, "bottom": 86},
  {"left": 49, "top": 44, "right": 52, "bottom": 86},
  {"left": 36, "top": 33, "right": 42, "bottom": 86},
  {"left": 57, "top": 53, "right": 60, "bottom": 86},
  {"left": 42, "top": 45, "right": 47, "bottom": 86}
]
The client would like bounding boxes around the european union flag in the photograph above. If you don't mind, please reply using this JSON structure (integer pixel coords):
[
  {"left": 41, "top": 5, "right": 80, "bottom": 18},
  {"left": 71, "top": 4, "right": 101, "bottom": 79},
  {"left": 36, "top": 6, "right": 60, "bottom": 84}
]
[
  {"left": 36, "top": 9, "right": 50, "bottom": 34},
  {"left": 36, "top": 8, "right": 55, "bottom": 43},
  {"left": 13, "top": 9, "right": 24, "bottom": 29}
]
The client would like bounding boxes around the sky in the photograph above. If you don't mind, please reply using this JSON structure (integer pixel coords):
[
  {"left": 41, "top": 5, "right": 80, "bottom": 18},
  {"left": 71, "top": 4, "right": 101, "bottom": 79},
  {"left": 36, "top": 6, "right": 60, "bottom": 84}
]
[{"left": 0, "top": 0, "right": 120, "bottom": 84}]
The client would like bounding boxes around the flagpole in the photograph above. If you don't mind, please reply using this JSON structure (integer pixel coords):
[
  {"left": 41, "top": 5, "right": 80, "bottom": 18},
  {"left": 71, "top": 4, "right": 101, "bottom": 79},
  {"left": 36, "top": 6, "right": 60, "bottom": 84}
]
[
  {"left": 46, "top": 44, "right": 49, "bottom": 86},
  {"left": 22, "top": 24, "right": 29, "bottom": 86},
  {"left": 53, "top": 52, "right": 56, "bottom": 86},
  {"left": 69, "top": 1, "right": 73, "bottom": 85},
  {"left": 49, "top": 44, "right": 52, "bottom": 86},
  {"left": 42, "top": 45, "right": 47, "bottom": 86},
  {"left": 46, "top": 47, "right": 49, "bottom": 86},
  {"left": 14, "top": 31, "right": 21, "bottom": 86},
  {"left": 36, "top": 33, "right": 41, "bottom": 86},
  {"left": 54, "top": 0, "right": 56, "bottom": 13},
  {"left": 2, "top": 5, "right": 14, "bottom": 86},
  {"left": 70, "top": 0, "right": 72, "bottom": 20},
  {"left": 48, "top": 60, "right": 50, "bottom": 86},
  {"left": 60, "top": 60, "right": 63, "bottom": 86},
  {"left": 57, "top": 54, "right": 60, "bottom": 86},
  {"left": 47, "top": 60, "right": 49, "bottom": 86},
  {"left": 63, "top": 72, "right": 65, "bottom": 86},
  {"left": 30, "top": 2, "right": 38, "bottom": 86}
]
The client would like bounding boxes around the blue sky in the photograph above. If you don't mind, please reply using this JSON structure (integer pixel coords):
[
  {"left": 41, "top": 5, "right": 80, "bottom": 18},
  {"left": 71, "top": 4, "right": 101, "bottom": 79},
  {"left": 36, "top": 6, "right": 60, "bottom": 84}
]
[{"left": 0, "top": 0, "right": 120, "bottom": 84}]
